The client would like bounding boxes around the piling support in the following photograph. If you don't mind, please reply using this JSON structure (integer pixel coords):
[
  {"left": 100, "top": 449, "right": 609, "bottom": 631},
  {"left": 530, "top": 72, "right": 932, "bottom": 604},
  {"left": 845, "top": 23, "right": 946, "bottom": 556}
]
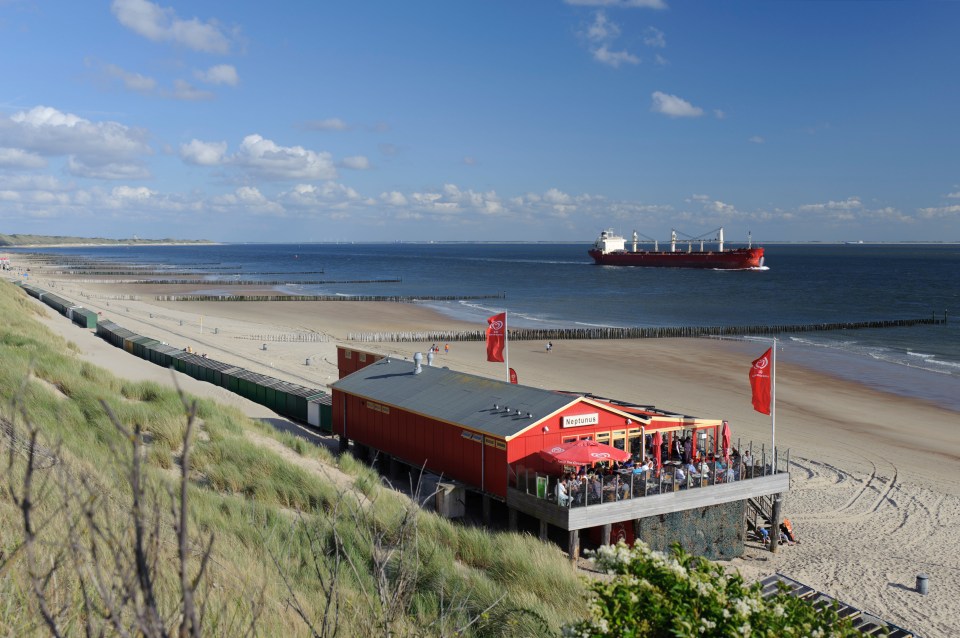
[
  {"left": 338, "top": 435, "right": 349, "bottom": 455},
  {"left": 508, "top": 507, "right": 518, "bottom": 532},
  {"left": 770, "top": 493, "right": 783, "bottom": 554},
  {"left": 601, "top": 523, "right": 612, "bottom": 546},
  {"left": 568, "top": 529, "right": 580, "bottom": 562},
  {"left": 539, "top": 519, "right": 548, "bottom": 541},
  {"left": 482, "top": 494, "right": 491, "bottom": 525}
]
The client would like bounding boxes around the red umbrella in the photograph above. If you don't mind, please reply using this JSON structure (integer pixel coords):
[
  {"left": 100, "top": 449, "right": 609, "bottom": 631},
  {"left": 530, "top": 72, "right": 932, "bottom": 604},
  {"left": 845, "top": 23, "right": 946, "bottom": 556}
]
[
  {"left": 540, "top": 439, "right": 631, "bottom": 467},
  {"left": 721, "top": 420, "right": 732, "bottom": 464},
  {"left": 651, "top": 431, "right": 662, "bottom": 471}
]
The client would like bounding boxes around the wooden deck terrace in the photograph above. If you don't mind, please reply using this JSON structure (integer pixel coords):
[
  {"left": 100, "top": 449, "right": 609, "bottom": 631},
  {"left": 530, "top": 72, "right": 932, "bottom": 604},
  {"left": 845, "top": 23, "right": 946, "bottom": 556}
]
[{"left": 506, "top": 471, "right": 790, "bottom": 532}]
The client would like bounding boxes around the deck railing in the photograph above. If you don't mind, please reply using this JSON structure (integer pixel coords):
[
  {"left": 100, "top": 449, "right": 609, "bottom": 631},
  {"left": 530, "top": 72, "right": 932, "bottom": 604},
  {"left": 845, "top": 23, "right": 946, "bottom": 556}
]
[{"left": 510, "top": 444, "right": 789, "bottom": 510}]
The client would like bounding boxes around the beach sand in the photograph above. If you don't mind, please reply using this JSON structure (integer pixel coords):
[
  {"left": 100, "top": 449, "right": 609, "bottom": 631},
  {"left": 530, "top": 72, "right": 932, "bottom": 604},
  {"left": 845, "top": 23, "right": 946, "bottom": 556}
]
[{"left": 16, "top": 267, "right": 960, "bottom": 637}]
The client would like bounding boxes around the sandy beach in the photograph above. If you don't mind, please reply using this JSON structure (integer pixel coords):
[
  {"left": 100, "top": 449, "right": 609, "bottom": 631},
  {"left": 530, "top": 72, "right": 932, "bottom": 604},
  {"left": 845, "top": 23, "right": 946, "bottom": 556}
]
[{"left": 13, "top": 264, "right": 960, "bottom": 637}]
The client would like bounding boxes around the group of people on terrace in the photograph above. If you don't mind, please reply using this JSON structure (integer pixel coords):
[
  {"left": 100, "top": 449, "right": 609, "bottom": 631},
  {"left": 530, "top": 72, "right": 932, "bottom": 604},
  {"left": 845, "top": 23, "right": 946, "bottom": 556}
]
[{"left": 548, "top": 439, "right": 756, "bottom": 507}]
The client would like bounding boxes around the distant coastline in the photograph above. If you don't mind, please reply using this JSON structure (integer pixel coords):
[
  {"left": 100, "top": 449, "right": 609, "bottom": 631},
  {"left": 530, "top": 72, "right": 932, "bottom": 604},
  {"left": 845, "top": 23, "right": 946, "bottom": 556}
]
[{"left": 0, "top": 233, "right": 216, "bottom": 248}]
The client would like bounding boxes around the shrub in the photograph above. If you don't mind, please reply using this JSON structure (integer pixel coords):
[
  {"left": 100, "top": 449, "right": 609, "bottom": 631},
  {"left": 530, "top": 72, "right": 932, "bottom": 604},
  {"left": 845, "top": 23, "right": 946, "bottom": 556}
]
[{"left": 563, "top": 541, "right": 863, "bottom": 638}]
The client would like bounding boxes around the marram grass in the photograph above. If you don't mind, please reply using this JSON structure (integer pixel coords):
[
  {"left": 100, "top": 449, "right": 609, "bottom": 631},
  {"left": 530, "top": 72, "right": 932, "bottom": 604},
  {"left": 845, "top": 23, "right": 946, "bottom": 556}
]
[{"left": 0, "top": 280, "right": 588, "bottom": 637}]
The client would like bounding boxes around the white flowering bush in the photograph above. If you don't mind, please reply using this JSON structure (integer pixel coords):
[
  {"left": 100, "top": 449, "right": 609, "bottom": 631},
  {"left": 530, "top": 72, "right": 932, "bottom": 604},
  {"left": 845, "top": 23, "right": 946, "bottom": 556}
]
[{"left": 563, "top": 542, "right": 865, "bottom": 638}]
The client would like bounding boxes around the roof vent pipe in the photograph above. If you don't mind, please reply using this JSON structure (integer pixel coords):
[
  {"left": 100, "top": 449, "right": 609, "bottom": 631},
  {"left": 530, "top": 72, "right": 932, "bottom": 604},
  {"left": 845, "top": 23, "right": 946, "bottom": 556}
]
[{"left": 413, "top": 352, "right": 423, "bottom": 374}]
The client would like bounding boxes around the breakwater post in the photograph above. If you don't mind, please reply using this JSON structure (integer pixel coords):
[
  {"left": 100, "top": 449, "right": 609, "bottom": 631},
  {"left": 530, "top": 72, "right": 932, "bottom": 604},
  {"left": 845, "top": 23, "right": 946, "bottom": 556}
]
[{"left": 348, "top": 314, "right": 946, "bottom": 343}]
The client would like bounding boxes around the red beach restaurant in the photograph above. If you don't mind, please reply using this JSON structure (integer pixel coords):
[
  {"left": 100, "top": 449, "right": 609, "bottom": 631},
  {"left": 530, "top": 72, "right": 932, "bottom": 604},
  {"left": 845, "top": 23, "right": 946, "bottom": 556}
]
[
  {"left": 331, "top": 347, "right": 723, "bottom": 498},
  {"left": 332, "top": 347, "right": 790, "bottom": 560}
]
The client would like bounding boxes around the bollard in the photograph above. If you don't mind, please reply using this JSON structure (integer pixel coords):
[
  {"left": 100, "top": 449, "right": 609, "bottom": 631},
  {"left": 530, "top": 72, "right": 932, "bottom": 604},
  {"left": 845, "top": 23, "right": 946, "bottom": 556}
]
[
  {"left": 261, "top": 343, "right": 267, "bottom": 351},
  {"left": 305, "top": 358, "right": 311, "bottom": 366},
  {"left": 916, "top": 574, "right": 928, "bottom": 595}
]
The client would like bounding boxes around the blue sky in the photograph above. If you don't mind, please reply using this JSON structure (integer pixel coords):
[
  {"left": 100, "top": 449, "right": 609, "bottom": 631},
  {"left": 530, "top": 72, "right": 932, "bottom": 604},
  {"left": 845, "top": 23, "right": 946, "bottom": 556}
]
[{"left": 1, "top": 0, "right": 958, "bottom": 243}]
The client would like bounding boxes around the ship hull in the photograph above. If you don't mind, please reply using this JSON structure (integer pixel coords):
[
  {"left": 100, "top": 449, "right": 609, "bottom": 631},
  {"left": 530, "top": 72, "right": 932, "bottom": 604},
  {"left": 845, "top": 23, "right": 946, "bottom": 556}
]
[{"left": 589, "top": 247, "right": 764, "bottom": 269}]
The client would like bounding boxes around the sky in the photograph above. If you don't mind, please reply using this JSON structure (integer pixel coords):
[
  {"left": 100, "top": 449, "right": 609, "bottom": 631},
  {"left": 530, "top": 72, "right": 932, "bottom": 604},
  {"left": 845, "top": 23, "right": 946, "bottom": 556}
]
[{"left": 1, "top": 0, "right": 959, "bottom": 243}]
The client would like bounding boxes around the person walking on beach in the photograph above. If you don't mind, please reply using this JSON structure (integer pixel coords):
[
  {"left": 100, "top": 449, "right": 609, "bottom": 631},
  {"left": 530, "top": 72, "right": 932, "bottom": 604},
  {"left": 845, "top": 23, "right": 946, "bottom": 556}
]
[
  {"left": 444, "top": 343, "right": 449, "bottom": 354},
  {"left": 546, "top": 341, "right": 553, "bottom": 353}
]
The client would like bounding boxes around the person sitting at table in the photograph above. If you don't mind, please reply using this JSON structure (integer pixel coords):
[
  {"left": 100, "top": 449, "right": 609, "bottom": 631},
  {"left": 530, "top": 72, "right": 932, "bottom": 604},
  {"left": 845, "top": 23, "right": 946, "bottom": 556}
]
[
  {"left": 555, "top": 479, "right": 569, "bottom": 506},
  {"left": 674, "top": 465, "right": 686, "bottom": 485},
  {"left": 698, "top": 459, "right": 711, "bottom": 477},
  {"left": 589, "top": 475, "right": 603, "bottom": 502},
  {"left": 684, "top": 461, "right": 701, "bottom": 478}
]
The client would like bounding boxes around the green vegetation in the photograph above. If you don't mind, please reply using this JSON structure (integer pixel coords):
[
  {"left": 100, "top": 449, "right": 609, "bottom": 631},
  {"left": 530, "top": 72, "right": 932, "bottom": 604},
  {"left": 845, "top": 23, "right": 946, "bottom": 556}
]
[
  {"left": 0, "top": 233, "right": 211, "bottom": 246},
  {"left": 0, "top": 279, "right": 587, "bottom": 636},
  {"left": 564, "top": 542, "right": 865, "bottom": 638}
]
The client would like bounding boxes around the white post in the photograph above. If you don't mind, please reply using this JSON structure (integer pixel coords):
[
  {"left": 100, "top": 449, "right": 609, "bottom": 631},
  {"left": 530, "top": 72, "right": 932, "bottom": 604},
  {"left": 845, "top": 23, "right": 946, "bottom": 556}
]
[
  {"left": 771, "top": 337, "right": 777, "bottom": 469},
  {"left": 504, "top": 311, "right": 510, "bottom": 382}
]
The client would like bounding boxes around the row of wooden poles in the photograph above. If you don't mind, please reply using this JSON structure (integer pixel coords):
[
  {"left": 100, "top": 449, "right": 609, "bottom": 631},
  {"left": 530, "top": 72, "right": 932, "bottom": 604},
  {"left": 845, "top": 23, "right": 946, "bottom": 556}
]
[
  {"left": 152, "top": 293, "right": 507, "bottom": 302},
  {"left": 349, "top": 314, "right": 947, "bottom": 342},
  {"left": 234, "top": 333, "right": 331, "bottom": 342}
]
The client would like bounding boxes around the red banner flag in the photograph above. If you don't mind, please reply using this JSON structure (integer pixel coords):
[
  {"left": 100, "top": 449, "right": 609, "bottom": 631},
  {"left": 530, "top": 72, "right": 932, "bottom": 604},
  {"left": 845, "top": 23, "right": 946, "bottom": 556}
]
[
  {"left": 749, "top": 348, "right": 772, "bottom": 415},
  {"left": 509, "top": 368, "right": 518, "bottom": 384},
  {"left": 486, "top": 313, "right": 506, "bottom": 362}
]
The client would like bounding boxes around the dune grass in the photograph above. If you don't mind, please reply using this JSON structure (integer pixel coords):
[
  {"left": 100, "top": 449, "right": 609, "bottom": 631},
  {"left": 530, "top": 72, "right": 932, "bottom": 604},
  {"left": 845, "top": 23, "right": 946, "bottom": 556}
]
[{"left": 0, "top": 280, "right": 588, "bottom": 637}]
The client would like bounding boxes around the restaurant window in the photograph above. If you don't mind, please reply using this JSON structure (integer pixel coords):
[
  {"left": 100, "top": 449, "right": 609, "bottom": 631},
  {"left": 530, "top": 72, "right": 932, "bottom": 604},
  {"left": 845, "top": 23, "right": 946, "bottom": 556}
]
[
  {"left": 611, "top": 429, "right": 626, "bottom": 451},
  {"left": 595, "top": 431, "right": 610, "bottom": 445},
  {"left": 563, "top": 436, "right": 577, "bottom": 444},
  {"left": 359, "top": 353, "right": 367, "bottom": 362},
  {"left": 344, "top": 350, "right": 352, "bottom": 359},
  {"left": 628, "top": 428, "right": 642, "bottom": 456}
]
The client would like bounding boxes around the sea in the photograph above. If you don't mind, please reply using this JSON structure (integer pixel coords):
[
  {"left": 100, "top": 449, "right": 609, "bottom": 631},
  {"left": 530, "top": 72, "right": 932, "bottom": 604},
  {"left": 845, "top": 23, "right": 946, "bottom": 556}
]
[{"left": 9, "top": 242, "right": 960, "bottom": 412}]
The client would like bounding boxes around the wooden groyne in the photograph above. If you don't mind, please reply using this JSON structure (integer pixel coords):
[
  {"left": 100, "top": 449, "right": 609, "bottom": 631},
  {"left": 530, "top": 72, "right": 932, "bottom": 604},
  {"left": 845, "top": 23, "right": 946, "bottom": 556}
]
[
  {"left": 55, "top": 269, "right": 326, "bottom": 275},
  {"left": 154, "top": 292, "right": 507, "bottom": 302},
  {"left": 65, "top": 278, "right": 400, "bottom": 286},
  {"left": 348, "top": 314, "right": 947, "bottom": 343}
]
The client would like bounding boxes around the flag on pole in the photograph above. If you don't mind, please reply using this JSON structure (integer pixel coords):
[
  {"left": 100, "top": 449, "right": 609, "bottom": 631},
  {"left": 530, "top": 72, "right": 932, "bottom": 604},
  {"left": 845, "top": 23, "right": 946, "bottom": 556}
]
[
  {"left": 486, "top": 312, "right": 506, "bottom": 362},
  {"left": 749, "top": 348, "right": 772, "bottom": 415},
  {"left": 509, "top": 368, "right": 518, "bottom": 384}
]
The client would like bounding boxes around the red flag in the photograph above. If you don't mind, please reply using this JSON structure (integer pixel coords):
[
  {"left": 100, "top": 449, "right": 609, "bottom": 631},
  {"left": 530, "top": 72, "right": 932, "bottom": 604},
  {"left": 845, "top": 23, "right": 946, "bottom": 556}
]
[
  {"left": 509, "top": 368, "right": 518, "bottom": 384},
  {"left": 749, "top": 348, "right": 772, "bottom": 415},
  {"left": 486, "top": 312, "right": 506, "bottom": 362}
]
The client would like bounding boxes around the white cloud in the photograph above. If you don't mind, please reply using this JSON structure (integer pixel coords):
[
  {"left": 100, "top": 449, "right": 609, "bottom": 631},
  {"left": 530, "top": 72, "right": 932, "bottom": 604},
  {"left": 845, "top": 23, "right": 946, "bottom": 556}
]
[
  {"left": 195, "top": 64, "right": 238, "bottom": 86},
  {"left": 799, "top": 197, "right": 862, "bottom": 212},
  {"left": 180, "top": 139, "right": 227, "bottom": 165},
  {"left": 232, "top": 134, "right": 336, "bottom": 181},
  {"left": 463, "top": 156, "right": 477, "bottom": 166},
  {"left": 584, "top": 11, "right": 639, "bottom": 68},
  {"left": 566, "top": 0, "right": 667, "bottom": 8},
  {"left": 0, "top": 106, "right": 151, "bottom": 177},
  {"left": 303, "top": 118, "right": 349, "bottom": 131},
  {"left": 643, "top": 27, "right": 666, "bottom": 48},
  {"left": 587, "top": 11, "right": 619, "bottom": 42},
  {"left": 111, "top": 0, "right": 233, "bottom": 54},
  {"left": 380, "top": 191, "right": 408, "bottom": 206},
  {"left": 654, "top": 53, "right": 668, "bottom": 66},
  {"left": 714, "top": 109, "right": 725, "bottom": 119},
  {"left": 946, "top": 191, "right": 960, "bottom": 199},
  {"left": 104, "top": 63, "right": 158, "bottom": 93},
  {"left": 0, "top": 147, "right": 46, "bottom": 169},
  {"left": 650, "top": 91, "right": 703, "bottom": 118},
  {"left": 339, "top": 156, "right": 370, "bottom": 170},
  {"left": 748, "top": 135, "right": 764, "bottom": 144},
  {"left": 918, "top": 204, "right": 960, "bottom": 219},
  {"left": 592, "top": 45, "right": 640, "bottom": 67},
  {"left": 211, "top": 186, "right": 285, "bottom": 215},
  {"left": 67, "top": 157, "right": 150, "bottom": 180}
]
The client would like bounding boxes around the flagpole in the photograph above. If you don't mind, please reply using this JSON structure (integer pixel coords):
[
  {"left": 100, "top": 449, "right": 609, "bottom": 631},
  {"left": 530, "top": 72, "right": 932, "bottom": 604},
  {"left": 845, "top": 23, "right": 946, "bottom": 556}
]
[
  {"left": 771, "top": 337, "right": 777, "bottom": 464},
  {"left": 504, "top": 311, "right": 510, "bottom": 382}
]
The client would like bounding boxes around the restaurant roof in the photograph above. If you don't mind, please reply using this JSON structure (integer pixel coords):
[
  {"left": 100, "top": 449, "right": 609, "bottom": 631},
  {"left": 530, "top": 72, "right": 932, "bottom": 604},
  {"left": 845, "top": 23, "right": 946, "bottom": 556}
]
[{"left": 331, "top": 357, "right": 578, "bottom": 439}]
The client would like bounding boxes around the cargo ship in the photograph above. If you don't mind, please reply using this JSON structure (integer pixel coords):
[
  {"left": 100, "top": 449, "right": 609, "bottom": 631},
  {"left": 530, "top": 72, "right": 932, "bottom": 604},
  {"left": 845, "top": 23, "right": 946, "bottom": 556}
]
[{"left": 588, "top": 228, "right": 764, "bottom": 269}]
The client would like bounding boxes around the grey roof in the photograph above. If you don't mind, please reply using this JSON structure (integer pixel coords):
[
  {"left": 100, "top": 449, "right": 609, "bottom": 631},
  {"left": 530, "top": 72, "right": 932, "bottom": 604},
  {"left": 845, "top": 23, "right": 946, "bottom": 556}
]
[{"left": 331, "top": 358, "right": 579, "bottom": 439}]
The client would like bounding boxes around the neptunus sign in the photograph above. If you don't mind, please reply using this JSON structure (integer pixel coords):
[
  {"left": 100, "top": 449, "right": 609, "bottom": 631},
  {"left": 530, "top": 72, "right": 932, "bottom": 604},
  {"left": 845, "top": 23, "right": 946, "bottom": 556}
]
[{"left": 561, "top": 413, "right": 599, "bottom": 428}]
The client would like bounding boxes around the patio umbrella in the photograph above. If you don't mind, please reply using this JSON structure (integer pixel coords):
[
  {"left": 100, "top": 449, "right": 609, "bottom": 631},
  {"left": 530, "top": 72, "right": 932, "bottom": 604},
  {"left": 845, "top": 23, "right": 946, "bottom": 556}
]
[
  {"left": 721, "top": 420, "right": 732, "bottom": 464},
  {"left": 651, "top": 431, "right": 662, "bottom": 470},
  {"left": 539, "top": 439, "right": 630, "bottom": 467}
]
